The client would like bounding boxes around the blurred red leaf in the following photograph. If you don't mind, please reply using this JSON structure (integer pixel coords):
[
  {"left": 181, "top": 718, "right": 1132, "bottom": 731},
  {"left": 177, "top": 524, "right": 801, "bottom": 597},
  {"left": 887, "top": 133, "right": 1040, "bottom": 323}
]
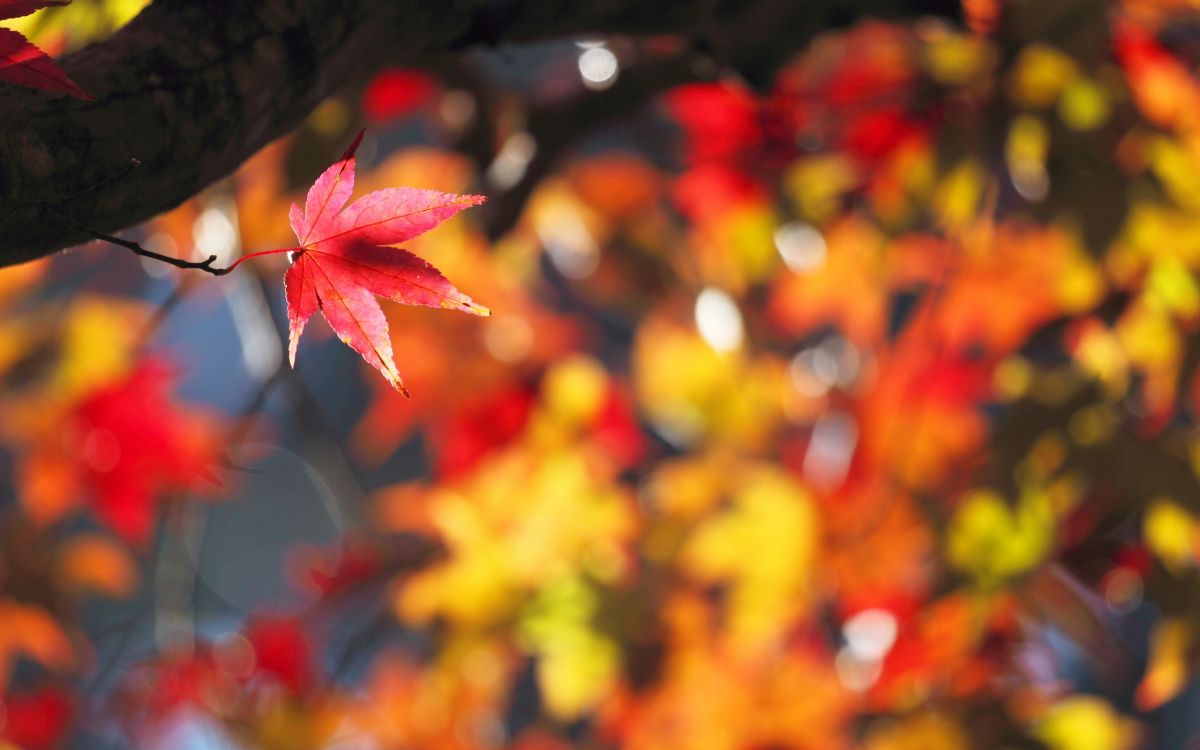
[
  {"left": 290, "top": 537, "right": 384, "bottom": 598},
  {"left": 244, "top": 617, "right": 314, "bottom": 696},
  {"left": 61, "top": 359, "right": 221, "bottom": 544},
  {"left": 0, "top": 687, "right": 72, "bottom": 750},
  {"left": 666, "top": 82, "right": 767, "bottom": 166},
  {"left": 1114, "top": 22, "right": 1200, "bottom": 130},
  {"left": 118, "top": 649, "right": 225, "bottom": 724},
  {"left": 590, "top": 384, "right": 645, "bottom": 470},
  {"left": 434, "top": 383, "right": 536, "bottom": 479},
  {"left": 363, "top": 68, "right": 438, "bottom": 123},
  {"left": 671, "top": 163, "right": 767, "bottom": 222}
]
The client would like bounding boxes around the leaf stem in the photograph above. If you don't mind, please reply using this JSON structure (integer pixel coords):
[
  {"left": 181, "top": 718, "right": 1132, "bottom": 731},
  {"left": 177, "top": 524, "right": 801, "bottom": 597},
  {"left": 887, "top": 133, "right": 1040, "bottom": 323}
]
[
  {"left": 223, "top": 247, "right": 299, "bottom": 271},
  {"left": 54, "top": 209, "right": 295, "bottom": 275}
]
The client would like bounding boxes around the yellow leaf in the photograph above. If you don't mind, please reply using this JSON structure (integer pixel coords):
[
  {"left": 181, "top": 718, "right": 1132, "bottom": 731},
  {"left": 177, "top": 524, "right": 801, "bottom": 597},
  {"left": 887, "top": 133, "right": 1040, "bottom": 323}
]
[
  {"left": 784, "top": 155, "right": 860, "bottom": 223},
  {"left": 55, "top": 297, "right": 147, "bottom": 399},
  {"left": 1145, "top": 257, "right": 1200, "bottom": 318},
  {"left": 1143, "top": 499, "right": 1197, "bottom": 574},
  {"left": 1009, "top": 44, "right": 1079, "bottom": 107},
  {"left": 517, "top": 578, "right": 620, "bottom": 720},
  {"left": 922, "top": 31, "right": 993, "bottom": 86},
  {"left": 540, "top": 355, "right": 608, "bottom": 426},
  {"left": 1059, "top": 78, "right": 1111, "bottom": 131},
  {"left": 1070, "top": 321, "right": 1129, "bottom": 396},
  {"left": 396, "top": 448, "right": 636, "bottom": 628},
  {"left": 1036, "top": 696, "right": 1136, "bottom": 750},
  {"left": 865, "top": 711, "right": 970, "bottom": 750},
  {"left": 933, "top": 160, "right": 986, "bottom": 232},
  {"left": 633, "top": 311, "right": 786, "bottom": 450},
  {"left": 1117, "top": 302, "right": 1179, "bottom": 373},
  {"left": 680, "top": 467, "right": 817, "bottom": 650},
  {"left": 946, "top": 489, "right": 1055, "bottom": 588},
  {"left": 1150, "top": 137, "right": 1200, "bottom": 212}
]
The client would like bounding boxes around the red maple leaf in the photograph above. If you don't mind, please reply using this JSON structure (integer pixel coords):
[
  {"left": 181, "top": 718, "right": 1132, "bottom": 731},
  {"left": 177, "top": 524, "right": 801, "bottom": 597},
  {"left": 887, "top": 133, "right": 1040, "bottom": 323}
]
[
  {"left": 0, "top": 687, "right": 72, "bottom": 750},
  {"left": 362, "top": 68, "right": 438, "bottom": 124},
  {"left": 282, "top": 131, "right": 488, "bottom": 393},
  {"left": 0, "top": 0, "right": 91, "bottom": 99},
  {"left": 65, "top": 359, "right": 221, "bottom": 544},
  {"left": 242, "top": 616, "right": 315, "bottom": 696}
]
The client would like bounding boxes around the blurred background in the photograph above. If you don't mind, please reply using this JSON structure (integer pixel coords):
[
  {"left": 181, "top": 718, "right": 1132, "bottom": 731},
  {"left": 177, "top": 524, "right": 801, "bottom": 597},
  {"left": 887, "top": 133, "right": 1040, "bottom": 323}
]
[{"left": 5, "top": 0, "right": 1200, "bottom": 747}]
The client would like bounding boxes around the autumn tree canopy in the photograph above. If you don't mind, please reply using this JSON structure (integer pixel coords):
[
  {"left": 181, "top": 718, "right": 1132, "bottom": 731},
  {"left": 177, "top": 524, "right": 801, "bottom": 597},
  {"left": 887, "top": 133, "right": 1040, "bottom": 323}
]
[{"left": 3, "top": 0, "right": 1200, "bottom": 748}]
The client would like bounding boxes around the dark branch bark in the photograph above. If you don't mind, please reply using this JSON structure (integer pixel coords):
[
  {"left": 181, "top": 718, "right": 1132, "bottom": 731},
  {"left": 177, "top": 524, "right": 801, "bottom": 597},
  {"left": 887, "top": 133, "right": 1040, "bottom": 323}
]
[{"left": 0, "top": 0, "right": 958, "bottom": 269}]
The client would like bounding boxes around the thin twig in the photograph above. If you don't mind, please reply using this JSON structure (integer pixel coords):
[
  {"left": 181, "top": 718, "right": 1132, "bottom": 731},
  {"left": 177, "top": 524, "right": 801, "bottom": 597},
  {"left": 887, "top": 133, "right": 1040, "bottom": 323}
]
[
  {"left": 92, "top": 229, "right": 291, "bottom": 276},
  {"left": 48, "top": 205, "right": 292, "bottom": 276},
  {"left": 112, "top": 236, "right": 234, "bottom": 275}
]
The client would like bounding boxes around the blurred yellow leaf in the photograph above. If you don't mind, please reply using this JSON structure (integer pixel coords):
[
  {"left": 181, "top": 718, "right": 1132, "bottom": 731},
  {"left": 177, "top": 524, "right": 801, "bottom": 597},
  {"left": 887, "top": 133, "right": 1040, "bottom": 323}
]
[
  {"left": 55, "top": 296, "right": 146, "bottom": 399},
  {"left": 642, "top": 455, "right": 728, "bottom": 523},
  {"left": 1143, "top": 498, "right": 1199, "bottom": 574},
  {"left": 932, "top": 160, "right": 986, "bottom": 232},
  {"left": 1009, "top": 44, "right": 1079, "bottom": 107},
  {"left": 784, "top": 155, "right": 861, "bottom": 224},
  {"left": 946, "top": 489, "right": 1055, "bottom": 588},
  {"left": 397, "top": 448, "right": 637, "bottom": 628},
  {"left": 517, "top": 577, "right": 621, "bottom": 720},
  {"left": 1035, "top": 696, "right": 1136, "bottom": 750},
  {"left": 1059, "top": 78, "right": 1111, "bottom": 131},
  {"left": 539, "top": 355, "right": 607, "bottom": 426},
  {"left": 922, "top": 31, "right": 992, "bottom": 86},
  {"left": 1070, "top": 321, "right": 1130, "bottom": 396},
  {"left": 1145, "top": 257, "right": 1200, "bottom": 317},
  {"left": 1117, "top": 301, "right": 1179, "bottom": 375},
  {"left": 633, "top": 310, "right": 786, "bottom": 450},
  {"left": 1150, "top": 136, "right": 1200, "bottom": 212},
  {"left": 680, "top": 466, "right": 817, "bottom": 651},
  {"left": 864, "top": 711, "right": 969, "bottom": 750}
]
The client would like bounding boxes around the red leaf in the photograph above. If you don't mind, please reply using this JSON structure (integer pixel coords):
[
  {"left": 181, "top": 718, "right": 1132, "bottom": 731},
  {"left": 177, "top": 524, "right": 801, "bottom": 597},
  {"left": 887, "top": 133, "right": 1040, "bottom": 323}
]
[
  {"left": 289, "top": 537, "right": 383, "bottom": 597},
  {"left": 0, "top": 688, "right": 72, "bottom": 750},
  {"left": 292, "top": 130, "right": 362, "bottom": 244},
  {"left": 0, "top": 26, "right": 91, "bottom": 99},
  {"left": 665, "top": 82, "right": 763, "bottom": 166},
  {"left": 362, "top": 68, "right": 437, "bottom": 124},
  {"left": 434, "top": 384, "right": 536, "bottom": 479},
  {"left": 311, "top": 187, "right": 485, "bottom": 249},
  {"left": 291, "top": 254, "right": 401, "bottom": 387},
  {"left": 244, "top": 617, "right": 314, "bottom": 695},
  {"left": 67, "top": 360, "right": 221, "bottom": 544},
  {"left": 284, "top": 131, "right": 488, "bottom": 392}
]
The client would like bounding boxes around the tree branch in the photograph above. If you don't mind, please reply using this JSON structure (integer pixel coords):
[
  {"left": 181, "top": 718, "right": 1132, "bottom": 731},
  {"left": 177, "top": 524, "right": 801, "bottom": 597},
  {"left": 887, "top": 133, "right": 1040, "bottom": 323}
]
[{"left": 0, "top": 0, "right": 958, "bottom": 269}]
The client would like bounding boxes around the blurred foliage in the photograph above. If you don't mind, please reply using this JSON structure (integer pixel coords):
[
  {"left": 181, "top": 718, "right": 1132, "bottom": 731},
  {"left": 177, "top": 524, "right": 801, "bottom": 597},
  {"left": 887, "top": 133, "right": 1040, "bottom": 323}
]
[{"left": 10, "top": 0, "right": 1200, "bottom": 748}]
